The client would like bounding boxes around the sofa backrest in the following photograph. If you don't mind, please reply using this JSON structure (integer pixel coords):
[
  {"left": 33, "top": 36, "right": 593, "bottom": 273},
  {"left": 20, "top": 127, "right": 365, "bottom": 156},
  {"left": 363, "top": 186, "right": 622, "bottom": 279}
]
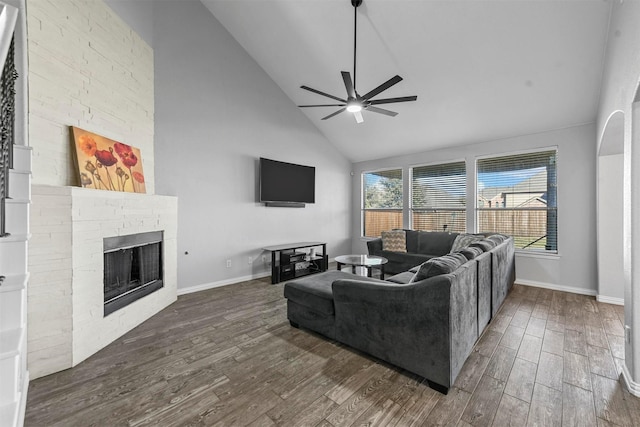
[{"left": 411, "top": 231, "right": 459, "bottom": 255}]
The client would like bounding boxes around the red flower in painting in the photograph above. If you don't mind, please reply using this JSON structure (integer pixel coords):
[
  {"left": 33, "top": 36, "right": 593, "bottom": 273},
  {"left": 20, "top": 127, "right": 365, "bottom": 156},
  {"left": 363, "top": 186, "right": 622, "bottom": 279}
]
[
  {"left": 113, "top": 142, "right": 138, "bottom": 168},
  {"left": 95, "top": 149, "right": 118, "bottom": 167},
  {"left": 132, "top": 171, "right": 145, "bottom": 183}
]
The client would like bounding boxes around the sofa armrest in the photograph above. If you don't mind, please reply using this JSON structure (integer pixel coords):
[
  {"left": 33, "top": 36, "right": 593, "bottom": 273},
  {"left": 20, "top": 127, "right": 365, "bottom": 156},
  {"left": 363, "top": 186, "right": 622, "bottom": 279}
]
[
  {"left": 332, "top": 277, "right": 453, "bottom": 388},
  {"left": 366, "top": 238, "right": 383, "bottom": 255}
]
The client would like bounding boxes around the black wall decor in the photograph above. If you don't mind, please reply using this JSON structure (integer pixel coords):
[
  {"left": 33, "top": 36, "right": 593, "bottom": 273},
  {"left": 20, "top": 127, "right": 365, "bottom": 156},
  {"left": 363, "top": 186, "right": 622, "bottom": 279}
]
[{"left": 0, "top": 36, "right": 18, "bottom": 238}]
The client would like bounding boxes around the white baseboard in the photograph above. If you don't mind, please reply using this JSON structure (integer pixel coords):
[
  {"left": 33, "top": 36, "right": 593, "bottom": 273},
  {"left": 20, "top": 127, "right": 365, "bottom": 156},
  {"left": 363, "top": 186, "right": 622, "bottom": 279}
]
[
  {"left": 516, "top": 279, "right": 597, "bottom": 296},
  {"left": 178, "top": 258, "right": 337, "bottom": 296},
  {"left": 596, "top": 295, "right": 625, "bottom": 306},
  {"left": 622, "top": 363, "right": 640, "bottom": 397},
  {"left": 177, "top": 271, "right": 271, "bottom": 296}
]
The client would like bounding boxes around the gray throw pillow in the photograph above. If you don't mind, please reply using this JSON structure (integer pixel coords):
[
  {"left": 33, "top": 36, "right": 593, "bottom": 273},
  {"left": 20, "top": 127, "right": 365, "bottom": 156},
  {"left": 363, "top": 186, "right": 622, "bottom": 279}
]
[
  {"left": 450, "top": 233, "right": 485, "bottom": 253},
  {"left": 487, "top": 234, "right": 508, "bottom": 245},
  {"left": 410, "top": 253, "right": 467, "bottom": 282},
  {"left": 469, "top": 239, "right": 498, "bottom": 252},
  {"left": 458, "top": 246, "right": 484, "bottom": 260}
]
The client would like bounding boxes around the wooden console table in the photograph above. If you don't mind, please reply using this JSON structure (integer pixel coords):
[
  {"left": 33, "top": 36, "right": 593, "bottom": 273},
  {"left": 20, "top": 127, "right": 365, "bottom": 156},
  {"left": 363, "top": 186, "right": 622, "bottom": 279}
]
[{"left": 263, "top": 242, "right": 327, "bottom": 284}]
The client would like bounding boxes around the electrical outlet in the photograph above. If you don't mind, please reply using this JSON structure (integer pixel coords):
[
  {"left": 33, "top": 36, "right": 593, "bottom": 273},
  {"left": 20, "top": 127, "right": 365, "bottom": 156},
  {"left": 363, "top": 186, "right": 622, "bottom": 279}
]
[
  {"left": 248, "top": 256, "right": 253, "bottom": 264},
  {"left": 226, "top": 259, "right": 231, "bottom": 268},
  {"left": 625, "top": 325, "right": 631, "bottom": 344}
]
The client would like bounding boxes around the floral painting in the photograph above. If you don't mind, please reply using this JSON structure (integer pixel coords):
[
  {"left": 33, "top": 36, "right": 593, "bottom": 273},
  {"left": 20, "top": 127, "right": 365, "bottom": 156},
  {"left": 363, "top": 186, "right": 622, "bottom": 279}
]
[{"left": 71, "top": 126, "right": 146, "bottom": 194}]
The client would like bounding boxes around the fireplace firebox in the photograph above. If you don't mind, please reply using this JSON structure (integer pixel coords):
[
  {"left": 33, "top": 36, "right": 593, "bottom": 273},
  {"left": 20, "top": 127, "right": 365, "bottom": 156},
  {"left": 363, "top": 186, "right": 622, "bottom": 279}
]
[{"left": 103, "top": 231, "right": 164, "bottom": 316}]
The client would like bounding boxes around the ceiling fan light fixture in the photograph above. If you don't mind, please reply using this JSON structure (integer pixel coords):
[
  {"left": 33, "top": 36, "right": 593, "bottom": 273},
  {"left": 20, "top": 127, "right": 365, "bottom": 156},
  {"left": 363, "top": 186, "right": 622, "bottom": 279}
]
[{"left": 346, "top": 100, "right": 362, "bottom": 113}]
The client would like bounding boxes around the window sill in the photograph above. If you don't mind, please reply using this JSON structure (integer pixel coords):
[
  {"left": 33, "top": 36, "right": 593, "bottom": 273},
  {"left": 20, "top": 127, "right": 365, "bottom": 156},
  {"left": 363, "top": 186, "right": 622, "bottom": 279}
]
[{"left": 515, "top": 250, "right": 561, "bottom": 260}]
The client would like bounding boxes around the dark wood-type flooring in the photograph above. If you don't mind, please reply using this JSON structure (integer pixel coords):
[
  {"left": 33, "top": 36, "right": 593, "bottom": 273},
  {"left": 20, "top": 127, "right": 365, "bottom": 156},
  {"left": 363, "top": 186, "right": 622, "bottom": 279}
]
[{"left": 25, "top": 276, "right": 640, "bottom": 426}]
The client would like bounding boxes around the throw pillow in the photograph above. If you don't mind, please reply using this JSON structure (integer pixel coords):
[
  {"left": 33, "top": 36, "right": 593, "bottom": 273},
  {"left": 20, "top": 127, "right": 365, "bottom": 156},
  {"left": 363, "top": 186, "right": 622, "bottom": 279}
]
[
  {"left": 487, "top": 234, "right": 508, "bottom": 245},
  {"left": 381, "top": 230, "right": 407, "bottom": 253},
  {"left": 458, "top": 246, "right": 484, "bottom": 260},
  {"left": 469, "top": 239, "right": 498, "bottom": 252},
  {"left": 450, "top": 233, "right": 485, "bottom": 253},
  {"left": 410, "top": 253, "right": 466, "bottom": 282}
]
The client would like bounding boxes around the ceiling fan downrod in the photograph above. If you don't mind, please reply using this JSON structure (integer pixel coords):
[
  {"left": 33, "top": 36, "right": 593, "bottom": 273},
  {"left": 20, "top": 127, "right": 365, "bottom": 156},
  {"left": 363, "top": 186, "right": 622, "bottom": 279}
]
[{"left": 352, "top": 0, "right": 362, "bottom": 93}]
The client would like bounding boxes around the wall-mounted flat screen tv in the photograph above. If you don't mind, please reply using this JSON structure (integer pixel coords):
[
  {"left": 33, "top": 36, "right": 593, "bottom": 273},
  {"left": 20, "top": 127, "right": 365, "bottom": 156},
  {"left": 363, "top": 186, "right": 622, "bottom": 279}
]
[{"left": 259, "top": 157, "right": 315, "bottom": 205}]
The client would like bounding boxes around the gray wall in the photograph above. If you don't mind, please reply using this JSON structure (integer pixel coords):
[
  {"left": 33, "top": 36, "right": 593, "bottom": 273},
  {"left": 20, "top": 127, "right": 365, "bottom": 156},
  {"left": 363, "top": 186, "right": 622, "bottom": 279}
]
[
  {"left": 103, "top": 0, "right": 154, "bottom": 47},
  {"left": 150, "top": 0, "right": 351, "bottom": 290},
  {"left": 351, "top": 124, "right": 597, "bottom": 294}
]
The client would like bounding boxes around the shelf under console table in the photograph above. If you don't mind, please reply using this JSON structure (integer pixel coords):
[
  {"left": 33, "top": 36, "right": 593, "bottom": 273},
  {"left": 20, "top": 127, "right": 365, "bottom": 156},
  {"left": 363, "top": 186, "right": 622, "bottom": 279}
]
[{"left": 263, "top": 241, "right": 328, "bottom": 284}]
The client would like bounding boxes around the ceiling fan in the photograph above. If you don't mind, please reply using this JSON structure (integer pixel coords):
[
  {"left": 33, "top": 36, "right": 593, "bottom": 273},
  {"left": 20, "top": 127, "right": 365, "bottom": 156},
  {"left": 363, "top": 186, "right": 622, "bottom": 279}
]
[{"left": 298, "top": 0, "right": 417, "bottom": 124}]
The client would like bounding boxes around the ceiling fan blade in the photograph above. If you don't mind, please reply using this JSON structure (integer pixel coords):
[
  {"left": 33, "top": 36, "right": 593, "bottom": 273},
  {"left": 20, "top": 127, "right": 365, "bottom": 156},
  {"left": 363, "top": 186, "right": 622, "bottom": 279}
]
[
  {"left": 368, "top": 96, "right": 417, "bottom": 105},
  {"left": 341, "top": 71, "right": 356, "bottom": 98},
  {"left": 301, "top": 85, "right": 347, "bottom": 103},
  {"left": 361, "top": 75, "right": 403, "bottom": 100},
  {"left": 322, "top": 108, "right": 346, "bottom": 120},
  {"left": 299, "top": 104, "right": 346, "bottom": 107},
  {"left": 354, "top": 110, "right": 364, "bottom": 124},
  {"left": 366, "top": 106, "right": 398, "bottom": 117}
]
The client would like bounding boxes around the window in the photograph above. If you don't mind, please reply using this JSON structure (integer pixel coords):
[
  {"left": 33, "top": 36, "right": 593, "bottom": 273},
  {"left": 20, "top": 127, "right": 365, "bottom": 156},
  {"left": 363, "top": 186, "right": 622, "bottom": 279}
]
[
  {"left": 362, "top": 169, "right": 403, "bottom": 237},
  {"left": 411, "top": 161, "right": 466, "bottom": 232},
  {"left": 477, "top": 149, "right": 557, "bottom": 252}
]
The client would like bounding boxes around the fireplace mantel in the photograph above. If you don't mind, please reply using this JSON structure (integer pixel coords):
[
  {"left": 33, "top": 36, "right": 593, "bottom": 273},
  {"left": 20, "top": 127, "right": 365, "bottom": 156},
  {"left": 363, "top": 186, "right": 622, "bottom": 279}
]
[{"left": 27, "top": 185, "right": 178, "bottom": 379}]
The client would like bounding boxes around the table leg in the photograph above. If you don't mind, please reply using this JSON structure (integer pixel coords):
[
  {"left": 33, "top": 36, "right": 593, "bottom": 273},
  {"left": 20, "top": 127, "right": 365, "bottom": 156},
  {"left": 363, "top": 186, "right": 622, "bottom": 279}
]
[
  {"left": 351, "top": 265, "right": 356, "bottom": 274},
  {"left": 367, "top": 266, "right": 372, "bottom": 277},
  {"left": 337, "top": 262, "right": 343, "bottom": 271},
  {"left": 380, "top": 265, "right": 385, "bottom": 280}
]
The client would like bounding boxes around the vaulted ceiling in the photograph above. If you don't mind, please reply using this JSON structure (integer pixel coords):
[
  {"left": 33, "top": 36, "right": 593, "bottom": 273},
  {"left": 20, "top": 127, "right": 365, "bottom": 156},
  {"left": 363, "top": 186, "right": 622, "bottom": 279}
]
[{"left": 202, "top": 0, "right": 612, "bottom": 162}]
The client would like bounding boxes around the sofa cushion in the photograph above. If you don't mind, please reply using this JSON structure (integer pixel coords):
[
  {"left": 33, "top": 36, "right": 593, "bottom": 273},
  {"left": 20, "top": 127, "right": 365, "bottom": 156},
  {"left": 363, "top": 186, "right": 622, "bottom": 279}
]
[
  {"left": 458, "top": 246, "right": 484, "bottom": 260},
  {"left": 372, "top": 251, "right": 433, "bottom": 276},
  {"left": 411, "top": 253, "right": 468, "bottom": 282},
  {"left": 381, "top": 230, "right": 407, "bottom": 253},
  {"left": 450, "top": 233, "right": 485, "bottom": 253},
  {"left": 404, "top": 230, "right": 420, "bottom": 253},
  {"left": 416, "top": 231, "right": 459, "bottom": 256},
  {"left": 284, "top": 271, "right": 385, "bottom": 315},
  {"left": 386, "top": 271, "right": 415, "bottom": 284},
  {"left": 469, "top": 239, "right": 498, "bottom": 252}
]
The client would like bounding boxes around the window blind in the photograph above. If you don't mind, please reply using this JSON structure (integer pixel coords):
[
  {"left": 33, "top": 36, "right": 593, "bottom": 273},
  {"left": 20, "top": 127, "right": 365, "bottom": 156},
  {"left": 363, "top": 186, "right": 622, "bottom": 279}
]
[
  {"left": 477, "top": 150, "right": 557, "bottom": 251},
  {"left": 411, "top": 161, "right": 466, "bottom": 232},
  {"left": 362, "top": 169, "right": 403, "bottom": 237}
]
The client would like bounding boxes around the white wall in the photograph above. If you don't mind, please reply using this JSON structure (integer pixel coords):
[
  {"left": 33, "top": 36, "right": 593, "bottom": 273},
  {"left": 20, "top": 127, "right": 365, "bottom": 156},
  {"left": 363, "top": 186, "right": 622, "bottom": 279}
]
[
  {"left": 351, "top": 124, "right": 597, "bottom": 294},
  {"left": 26, "top": 0, "right": 155, "bottom": 193},
  {"left": 151, "top": 0, "right": 352, "bottom": 291},
  {"left": 597, "top": 153, "right": 624, "bottom": 302},
  {"left": 596, "top": 0, "right": 640, "bottom": 392}
]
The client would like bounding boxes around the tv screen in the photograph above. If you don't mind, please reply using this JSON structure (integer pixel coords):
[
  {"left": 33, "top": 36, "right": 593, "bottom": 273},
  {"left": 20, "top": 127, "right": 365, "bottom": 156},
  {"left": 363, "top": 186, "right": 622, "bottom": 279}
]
[{"left": 260, "top": 158, "right": 315, "bottom": 204}]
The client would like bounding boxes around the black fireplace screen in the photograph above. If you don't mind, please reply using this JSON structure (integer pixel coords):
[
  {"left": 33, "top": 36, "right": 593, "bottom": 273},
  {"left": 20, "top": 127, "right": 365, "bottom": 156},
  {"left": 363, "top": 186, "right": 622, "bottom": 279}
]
[{"left": 103, "top": 231, "right": 164, "bottom": 316}]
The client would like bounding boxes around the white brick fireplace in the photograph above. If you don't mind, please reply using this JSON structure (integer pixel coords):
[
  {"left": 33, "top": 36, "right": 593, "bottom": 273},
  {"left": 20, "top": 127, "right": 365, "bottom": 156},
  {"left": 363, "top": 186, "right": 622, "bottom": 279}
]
[
  {"left": 28, "top": 185, "right": 177, "bottom": 378},
  {"left": 23, "top": 0, "right": 169, "bottom": 381}
]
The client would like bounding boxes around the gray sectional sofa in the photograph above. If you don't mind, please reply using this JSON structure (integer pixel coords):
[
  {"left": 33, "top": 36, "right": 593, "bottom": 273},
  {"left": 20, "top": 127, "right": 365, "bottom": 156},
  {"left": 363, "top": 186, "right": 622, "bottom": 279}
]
[{"left": 283, "top": 232, "right": 515, "bottom": 394}]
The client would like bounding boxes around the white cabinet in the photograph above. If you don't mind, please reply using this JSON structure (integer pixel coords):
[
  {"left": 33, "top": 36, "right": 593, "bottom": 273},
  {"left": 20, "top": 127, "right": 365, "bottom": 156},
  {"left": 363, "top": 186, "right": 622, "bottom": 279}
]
[{"left": 0, "top": 145, "right": 30, "bottom": 427}]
